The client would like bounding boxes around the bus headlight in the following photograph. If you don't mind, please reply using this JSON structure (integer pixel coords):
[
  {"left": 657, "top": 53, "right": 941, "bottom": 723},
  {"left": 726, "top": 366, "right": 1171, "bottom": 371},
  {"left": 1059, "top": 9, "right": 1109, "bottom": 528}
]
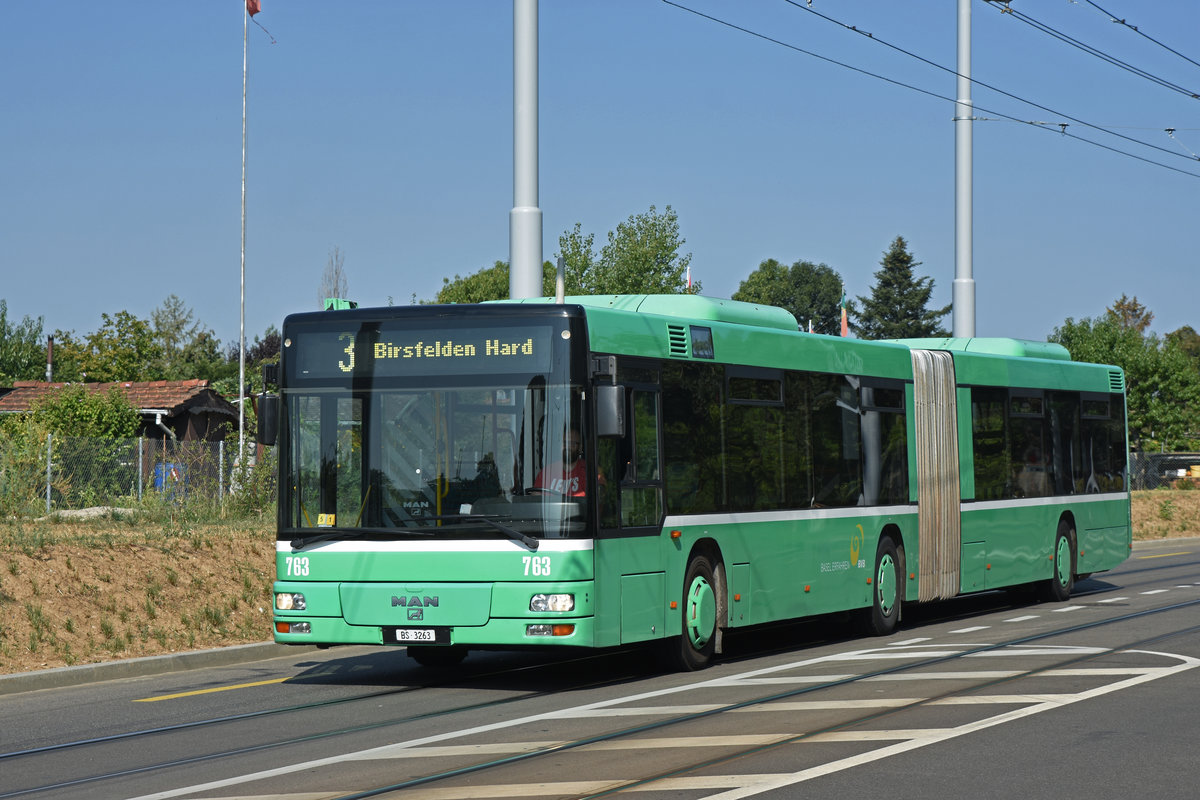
[
  {"left": 275, "top": 592, "right": 306, "bottom": 611},
  {"left": 530, "top": 593, "right": 574, "bottom": 612}
]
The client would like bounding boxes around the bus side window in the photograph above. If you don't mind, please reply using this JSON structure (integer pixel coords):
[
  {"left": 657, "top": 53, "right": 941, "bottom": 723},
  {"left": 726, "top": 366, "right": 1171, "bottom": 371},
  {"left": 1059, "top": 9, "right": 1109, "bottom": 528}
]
[{"left": 620, "top": 390, "right": 662, "bottom": 527}]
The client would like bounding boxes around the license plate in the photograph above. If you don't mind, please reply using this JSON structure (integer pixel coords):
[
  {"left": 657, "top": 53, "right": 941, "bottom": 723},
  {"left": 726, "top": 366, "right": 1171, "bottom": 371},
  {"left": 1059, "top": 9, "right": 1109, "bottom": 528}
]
[{"left": 385, "top": 626, "right": 449, "bottom": 644}]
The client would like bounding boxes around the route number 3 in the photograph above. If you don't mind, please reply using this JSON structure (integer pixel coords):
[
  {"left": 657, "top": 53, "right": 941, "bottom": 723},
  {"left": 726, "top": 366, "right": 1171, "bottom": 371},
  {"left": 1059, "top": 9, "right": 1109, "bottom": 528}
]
[{"left": 523, "top": 556, "right": 551, "bottom": 576}]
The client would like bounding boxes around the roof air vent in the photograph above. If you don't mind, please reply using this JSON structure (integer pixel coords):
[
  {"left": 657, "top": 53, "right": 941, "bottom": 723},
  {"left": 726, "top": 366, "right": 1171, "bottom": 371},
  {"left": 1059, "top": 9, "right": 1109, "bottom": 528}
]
[{"left": 667, "top": 324, "right": 688, "bottom": 358}]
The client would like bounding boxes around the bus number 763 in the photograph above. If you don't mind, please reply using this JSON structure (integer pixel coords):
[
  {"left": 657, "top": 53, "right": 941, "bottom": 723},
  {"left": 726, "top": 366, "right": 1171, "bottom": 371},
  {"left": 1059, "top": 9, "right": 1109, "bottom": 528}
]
[{"left": 523, "top": 556, "right": 551, "bottom": 576}]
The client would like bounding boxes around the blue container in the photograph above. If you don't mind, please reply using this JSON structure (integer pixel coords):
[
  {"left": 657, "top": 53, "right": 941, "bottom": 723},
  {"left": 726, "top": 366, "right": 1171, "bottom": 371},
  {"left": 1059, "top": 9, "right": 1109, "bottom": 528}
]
[{"left": 154, "top": 463, "right": 187, "bottom": 494}]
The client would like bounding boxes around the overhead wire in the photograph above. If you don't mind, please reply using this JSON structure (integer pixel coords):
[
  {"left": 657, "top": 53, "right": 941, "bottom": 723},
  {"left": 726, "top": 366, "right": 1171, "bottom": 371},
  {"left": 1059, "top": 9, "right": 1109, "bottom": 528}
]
[
  {"left": 782, "top": 0, "right": 1195, "bottom": 164},
  {"left": 982, "top": 0, "right": 1200, "bottom": 100},
  {"left": 1079, "top": 0, "right": 1200, "bottom": 72},
  {"left": 658, "top": 0, "right": 1200, "bottom": 180}
]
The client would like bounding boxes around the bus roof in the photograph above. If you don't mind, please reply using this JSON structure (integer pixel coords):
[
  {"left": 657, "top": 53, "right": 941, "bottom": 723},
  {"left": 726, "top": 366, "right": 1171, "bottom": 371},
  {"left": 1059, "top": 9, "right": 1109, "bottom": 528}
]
[
  {"left": 501, "top": 294, "right": 801, "bottom": 332},
  {"left": 887, "top": 337, "right": 1072, "bottom": 362}
]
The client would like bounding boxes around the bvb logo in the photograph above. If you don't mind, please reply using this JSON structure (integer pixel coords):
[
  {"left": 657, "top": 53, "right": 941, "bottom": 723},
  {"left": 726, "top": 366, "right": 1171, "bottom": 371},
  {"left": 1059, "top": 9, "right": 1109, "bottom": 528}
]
[{"left": 850, "top": 524, "right": 864, "bottom": 566}]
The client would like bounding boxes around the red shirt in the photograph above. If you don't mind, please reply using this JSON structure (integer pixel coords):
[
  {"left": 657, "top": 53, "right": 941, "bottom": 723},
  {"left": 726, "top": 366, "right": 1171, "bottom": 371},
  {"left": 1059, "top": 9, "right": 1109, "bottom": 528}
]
[{"left": 534, "top": 459, "right": 589, "bottom": 496}]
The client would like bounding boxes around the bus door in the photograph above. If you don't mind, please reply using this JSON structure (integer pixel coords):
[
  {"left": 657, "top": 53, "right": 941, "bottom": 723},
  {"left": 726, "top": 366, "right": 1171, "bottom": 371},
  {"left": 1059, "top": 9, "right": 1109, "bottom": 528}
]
[
  {"left": 594, "top": 359, "right": 665, "bottom": 645},
  {"left": 595, "top": 361, "right": 663, "bottom": 532}
]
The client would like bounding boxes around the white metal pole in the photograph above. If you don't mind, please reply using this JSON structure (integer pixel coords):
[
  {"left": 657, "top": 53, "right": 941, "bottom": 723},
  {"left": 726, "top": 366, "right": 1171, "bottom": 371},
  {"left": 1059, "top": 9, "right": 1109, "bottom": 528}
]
[
  {"left": 239, "top": 3, "right": 249, "bottom": 467},
  {"left": 509, "top": 0, "right": 542, "bottom": 299},
  {"left": 953, "top": 0, "right": 976, "bottom": 338}
]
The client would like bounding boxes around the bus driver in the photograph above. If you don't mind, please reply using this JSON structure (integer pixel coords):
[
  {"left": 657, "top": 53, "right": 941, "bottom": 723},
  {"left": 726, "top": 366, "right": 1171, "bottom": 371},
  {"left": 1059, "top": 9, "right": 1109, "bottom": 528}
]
[{"left": 534, "top": 429, "right": 604, "bottom": 496}]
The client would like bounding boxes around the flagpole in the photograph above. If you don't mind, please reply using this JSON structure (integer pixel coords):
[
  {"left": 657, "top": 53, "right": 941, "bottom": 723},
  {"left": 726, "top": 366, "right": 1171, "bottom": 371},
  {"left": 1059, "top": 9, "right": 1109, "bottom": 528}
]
[{"left": 239, "top": 1, "right": 249, "bottom": 472}]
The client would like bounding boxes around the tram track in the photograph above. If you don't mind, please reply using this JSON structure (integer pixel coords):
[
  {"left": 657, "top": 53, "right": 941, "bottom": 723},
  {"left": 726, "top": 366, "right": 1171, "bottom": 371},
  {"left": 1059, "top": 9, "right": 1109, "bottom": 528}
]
[
  {"left": 0, "top": 649, "right": 653, "bottom": 799},
  {"left": 576, "top": 618, "right": 1200, "bottom": 800},
  {"left": 7, "top": 588, "right": 1199, "bottom": 799},
  {"left": 317, "top": 596, "right": 1200, "bottom": 800}
]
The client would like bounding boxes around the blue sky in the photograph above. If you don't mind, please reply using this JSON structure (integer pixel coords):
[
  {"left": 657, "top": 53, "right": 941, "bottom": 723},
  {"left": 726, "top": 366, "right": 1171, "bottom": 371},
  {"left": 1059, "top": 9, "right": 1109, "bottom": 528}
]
[{"left": 3, "top": 1, "right": 1197, "bottom": 351}]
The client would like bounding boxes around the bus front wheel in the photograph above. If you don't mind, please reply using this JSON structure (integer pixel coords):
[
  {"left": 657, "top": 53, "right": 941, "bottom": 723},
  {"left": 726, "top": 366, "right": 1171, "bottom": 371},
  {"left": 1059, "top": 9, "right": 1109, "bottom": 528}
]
[
  {"left": 671, "top": 554, "right": 718, "bottom": 671},
  {"left": 865, "top": 536, "right": 901, "bottom": 636}
]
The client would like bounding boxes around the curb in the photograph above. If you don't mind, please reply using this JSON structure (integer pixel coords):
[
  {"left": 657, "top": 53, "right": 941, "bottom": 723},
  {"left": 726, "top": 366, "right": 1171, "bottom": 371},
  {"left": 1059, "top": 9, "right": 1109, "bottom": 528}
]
[{"left": 0, "top": 642, "right": 322, "bottom": 697}]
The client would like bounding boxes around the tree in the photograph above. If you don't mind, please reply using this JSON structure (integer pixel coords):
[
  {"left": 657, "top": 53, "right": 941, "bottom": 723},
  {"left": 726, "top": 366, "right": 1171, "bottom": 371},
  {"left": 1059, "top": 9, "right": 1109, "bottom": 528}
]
[
  {"left": 246, "top": 325, "right": 281, "bottom": 366},
  {"left": 432, "top": 205, "right": 697, "bottom": 303},
  {"left": 179, "top": 330, "right": 234, "bottom": 382},
  {"left": 1166, "top": 325, "right": 1200, "bottom": 368},
  {"left": 1051, "top": 312, "right": 1200, "bottom": 451},
  {"left": 75, "top": 311, "right": 160, "bottom": 382},
  {"left": 1107, "top": 293, "right": 1154, "bottom": 333},
  {"left": 150, "top": 294, "right": 225, "bottom": 380},
  {"left": 435, "top": 260, "right": 521, "bottom": 304},
  {"left": 854, "top": 236, "right": 950, "bottom": 340},
  {"left": 556, "top": 223, "right": 599, "bottom": 295},
  {"left": 588, "top": 205, "right": 694, "bottom": 295},
  {"left": 319, "top": 246, "right": 349, "bottom": 307},
  {"left": 732, "top": 258, "right": 848, "bottom": 335},
  {"left": 217, "top": 325, "right": 280, "bottom": 397},
  {"left": 151, "top": 294, "right": 197, "bottom": 362},
  {"left": 0, "top": 299, "right": 46, "bottom": 382}
]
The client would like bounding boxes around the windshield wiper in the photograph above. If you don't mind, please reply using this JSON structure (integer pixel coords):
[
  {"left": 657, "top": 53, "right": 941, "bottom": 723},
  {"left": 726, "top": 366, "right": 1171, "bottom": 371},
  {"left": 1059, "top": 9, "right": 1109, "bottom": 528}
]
[
  {"left": 466, "top": 515, "right": 540, "bottom": 550},
  {"left": 415, "top": 514, "right": 540, "bottom": 550},
  {"left": 289, "top": 528, "right": 434, "bottom": 549},
  {"left": 289, "top": 517, "right": 538, "bottom": 551}
]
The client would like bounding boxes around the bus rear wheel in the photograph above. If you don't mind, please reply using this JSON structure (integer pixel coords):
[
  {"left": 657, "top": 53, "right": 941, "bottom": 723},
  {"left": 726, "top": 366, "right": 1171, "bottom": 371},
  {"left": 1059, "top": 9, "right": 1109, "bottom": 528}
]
[
  {"left": 670, "top": 554, "right": 718, "bottom": 671},
  {"left": 865, "top": 536, "right": 901, "bottom": 636},
  {"left": 1039, "top": 521, "right": 1076, "bottom": 602}
]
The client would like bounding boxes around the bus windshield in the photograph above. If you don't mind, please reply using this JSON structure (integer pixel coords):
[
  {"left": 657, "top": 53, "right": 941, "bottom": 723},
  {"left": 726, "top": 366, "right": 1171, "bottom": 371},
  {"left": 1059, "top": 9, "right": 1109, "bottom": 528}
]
[{"left": 279, "top": 312, "right": 591, "bottom": 542}]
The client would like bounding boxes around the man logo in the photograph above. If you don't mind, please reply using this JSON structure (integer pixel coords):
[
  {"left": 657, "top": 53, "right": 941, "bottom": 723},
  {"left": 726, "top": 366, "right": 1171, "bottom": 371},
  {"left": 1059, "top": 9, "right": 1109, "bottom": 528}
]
[
  {"left": 392, "top": 595, "right": 439, "bottom": 608},
  {"left": 408, "top": 608, "right": 424, "bottom": 621}
]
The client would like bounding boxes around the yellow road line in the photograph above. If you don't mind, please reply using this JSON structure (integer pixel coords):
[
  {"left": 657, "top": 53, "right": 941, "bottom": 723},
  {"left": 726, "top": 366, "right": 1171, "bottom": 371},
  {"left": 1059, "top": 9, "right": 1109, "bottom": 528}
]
[
  {"left": 135, "top": 677, "right": 288, "bottom": 702},
  {"left": 1137, "top": 551, "right": 1192, "bottom": 560}
]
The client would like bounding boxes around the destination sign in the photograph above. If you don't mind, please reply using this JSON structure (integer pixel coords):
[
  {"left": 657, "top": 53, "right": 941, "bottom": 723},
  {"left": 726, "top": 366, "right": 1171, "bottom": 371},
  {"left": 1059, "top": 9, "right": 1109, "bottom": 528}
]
[{"left": 291, "top": 324, "right": 555, "bottom": 379}]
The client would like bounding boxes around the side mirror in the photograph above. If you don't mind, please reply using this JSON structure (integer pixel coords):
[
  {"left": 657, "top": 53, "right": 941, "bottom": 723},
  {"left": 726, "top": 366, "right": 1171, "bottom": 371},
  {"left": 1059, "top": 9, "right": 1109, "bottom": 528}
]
[
  {"left": 595, "top": 384, "right": 625, "bottom": 438},
  {"left": 257, "top": 393, "right": 279, "bottom": 446}
]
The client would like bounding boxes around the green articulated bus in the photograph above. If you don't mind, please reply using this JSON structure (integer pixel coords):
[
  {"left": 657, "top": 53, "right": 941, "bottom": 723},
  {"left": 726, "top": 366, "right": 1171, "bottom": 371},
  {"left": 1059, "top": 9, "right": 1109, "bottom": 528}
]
[{"left": 262, "top": 294, "right": 1130, "bottom": 670}]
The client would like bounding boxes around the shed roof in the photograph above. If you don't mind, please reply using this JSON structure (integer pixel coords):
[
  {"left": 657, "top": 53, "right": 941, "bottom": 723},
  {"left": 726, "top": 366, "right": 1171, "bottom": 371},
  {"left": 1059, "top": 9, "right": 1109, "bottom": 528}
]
[{"left": 0, "top": 380, "right": 237, "bottom": 418}]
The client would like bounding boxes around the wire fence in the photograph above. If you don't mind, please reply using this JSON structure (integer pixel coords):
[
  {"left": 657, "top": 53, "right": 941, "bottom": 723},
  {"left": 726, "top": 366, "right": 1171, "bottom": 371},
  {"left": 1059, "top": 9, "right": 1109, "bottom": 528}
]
[
  {"left": 1, "top": 435, "right": 1195, "bottom": 518},
  {"left": 0, "top": 434, "right": 277, "bottom": 517},
  {"left": 1131, "top": 451, "right": 1200, "bottom": 490}
]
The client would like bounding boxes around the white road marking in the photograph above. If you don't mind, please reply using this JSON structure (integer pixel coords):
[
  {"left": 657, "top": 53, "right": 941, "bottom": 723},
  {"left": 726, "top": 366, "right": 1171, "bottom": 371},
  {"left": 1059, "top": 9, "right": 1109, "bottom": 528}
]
[{"left": 124, "top": 646, "right": 1198, "bottom": 800}]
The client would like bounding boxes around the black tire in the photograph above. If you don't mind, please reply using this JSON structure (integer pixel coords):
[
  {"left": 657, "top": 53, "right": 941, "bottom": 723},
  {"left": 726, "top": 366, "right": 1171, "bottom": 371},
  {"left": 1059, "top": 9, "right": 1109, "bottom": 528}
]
[
  {"left": 865, "top": 537, "right": 901, "bottom": 636},
  {"left": 1039, "top": 520, "right": 1076, "bottom": 602},
  {"left": 670, "top": 554, "right": 718, "bottom": 671},
  {"left": 407, "top": 645, "right": 468, "bottom": 668}
]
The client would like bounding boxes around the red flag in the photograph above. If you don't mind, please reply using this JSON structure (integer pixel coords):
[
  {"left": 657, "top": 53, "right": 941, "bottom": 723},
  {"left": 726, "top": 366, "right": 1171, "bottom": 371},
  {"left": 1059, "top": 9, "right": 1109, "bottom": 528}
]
[
  {"left": 247, "top": 0, "right": 261, "bottom": 15},
  {"left": 839, "top": 289, "right": 849, "bottom": 337}
]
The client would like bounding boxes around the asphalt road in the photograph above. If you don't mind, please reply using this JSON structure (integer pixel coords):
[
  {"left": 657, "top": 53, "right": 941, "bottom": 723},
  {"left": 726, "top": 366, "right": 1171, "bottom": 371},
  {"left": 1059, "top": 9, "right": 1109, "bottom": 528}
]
[{"left": 2, "top": 537, "right": 1198, "bottom": 800}]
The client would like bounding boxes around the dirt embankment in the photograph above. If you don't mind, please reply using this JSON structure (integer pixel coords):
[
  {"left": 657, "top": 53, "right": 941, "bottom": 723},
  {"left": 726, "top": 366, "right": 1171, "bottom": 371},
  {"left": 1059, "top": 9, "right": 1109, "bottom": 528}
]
[{"left": 1, "top": 518, "right": 276, "bottom": 676}]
